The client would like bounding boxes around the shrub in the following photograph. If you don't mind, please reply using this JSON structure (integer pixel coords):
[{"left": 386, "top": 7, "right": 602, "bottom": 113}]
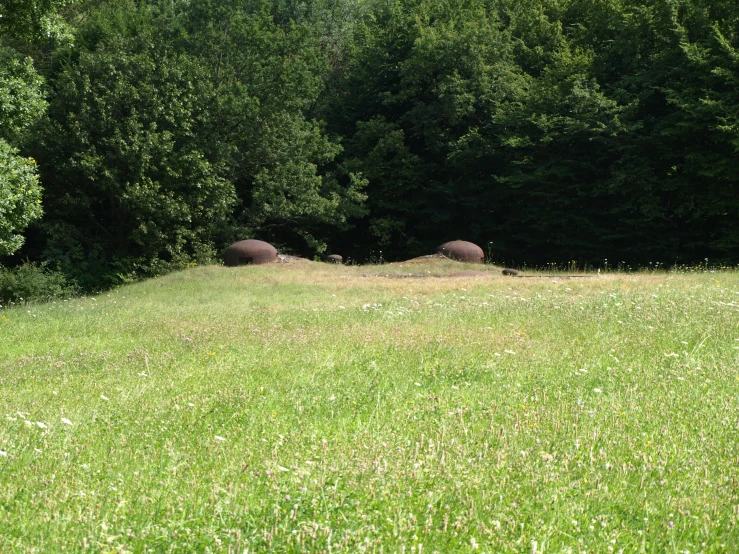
[{"left": 0, "top": 262, "right": 77, "bottom": 307}]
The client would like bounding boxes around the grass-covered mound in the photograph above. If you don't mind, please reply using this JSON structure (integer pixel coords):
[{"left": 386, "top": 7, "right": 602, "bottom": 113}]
[{"left": 1, "top": 263, "right": 738, "bottom": 552}]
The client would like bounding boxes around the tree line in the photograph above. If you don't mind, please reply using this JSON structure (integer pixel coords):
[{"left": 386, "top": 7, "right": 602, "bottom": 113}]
[{"left": 2, "top": 0, "right": 738, "bottom": 289}]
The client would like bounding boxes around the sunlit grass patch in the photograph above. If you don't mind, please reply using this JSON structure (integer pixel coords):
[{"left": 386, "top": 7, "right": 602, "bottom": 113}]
[{"left": 1, "top": 264, "right": 738, "bottom": 551}]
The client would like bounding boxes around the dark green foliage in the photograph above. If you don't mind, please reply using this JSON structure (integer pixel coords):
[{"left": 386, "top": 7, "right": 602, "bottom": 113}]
[
  {"left": 0, "top": 261, "right": 77, "bottom": 306},
  {"left": 322, "top": 0, "right": 739, "bottom": 265},
  {"left": 0, "top": 27, "right": 49, "bottom": 257},
  {"left": 326, "top": 0, "right": 627, "bottom": 261},
  {"left": 0, "top": 0, "right": 74, "bottom": 44},
  {"left": 173, "top": 0, "right": 366, "bottom": 251},
  {"left": 557, "top": 0, "right": 739, "bottom": 263},
  {"left": 29, "top": 0, "right": 364, "bottom": 286},
  {"left": 36, "top": 22, "right": 237, "bottom": 287},
  {"left": 4, "top": 0, "right": 739, "bottom": 279},
  {"left": 0, "top": 46, "right": 47, "bottom": 145}
]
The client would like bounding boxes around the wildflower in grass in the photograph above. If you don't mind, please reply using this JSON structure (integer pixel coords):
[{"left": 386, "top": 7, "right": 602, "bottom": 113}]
[
  {"left": 594, "top": 388, "right": 602, "bottom": 393},
  {"left": 61, "top": 418, "right": 73, "bottom": 426},
  {"left": 215, "top": 436, "right": 226, "bottom": 441},
  {"left": 0, "top": 450, "right": 6, "bottom": 456},
  {"left": 36, "top": 422, "right": 47, "bottom": 429},
  {"left": 100, "top": 395, "right": 109, "bottom": 401}
]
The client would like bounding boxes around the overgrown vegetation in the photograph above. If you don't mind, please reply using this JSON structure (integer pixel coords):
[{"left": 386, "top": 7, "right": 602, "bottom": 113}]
[
  {"left": 1, "top": 262, "right": 738, "bottom": 550},
  {"left": 1, "top": 0, "right": 739, "bottom": 285},
  {"left": 0, "top": 261, "right": 76, "bottom": 306}
]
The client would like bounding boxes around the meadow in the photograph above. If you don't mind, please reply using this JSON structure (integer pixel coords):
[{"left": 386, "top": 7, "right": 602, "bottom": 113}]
[{"left": 1, "top": 260, "right": 738, "bottom": 553}]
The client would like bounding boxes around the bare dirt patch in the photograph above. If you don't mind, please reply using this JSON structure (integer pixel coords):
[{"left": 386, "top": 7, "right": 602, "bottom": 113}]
[
  {"left": 448, "top": 270, "right": 495, "bottom": 278},
  {"left": 273, "top": 254, "right": 316, "bottom": 264}
]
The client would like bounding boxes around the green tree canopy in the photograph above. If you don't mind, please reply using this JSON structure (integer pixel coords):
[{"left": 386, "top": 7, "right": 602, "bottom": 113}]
[
  {"left": 32, "top": 0, "right": 365, "bottom": 285},
  {"left": 321, "top": 0, "right": 739, "bottom": 265},
  {"left": 6, "top": 0, "right": 739, "bottom": 278},
  {"left": 0, "top": 0, "right": 64, "bottom": 257}
]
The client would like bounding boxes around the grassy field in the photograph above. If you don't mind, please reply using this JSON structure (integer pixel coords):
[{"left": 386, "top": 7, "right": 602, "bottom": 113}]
[{"left": 1, "top": 260, "right": 738, "bottom": 553}]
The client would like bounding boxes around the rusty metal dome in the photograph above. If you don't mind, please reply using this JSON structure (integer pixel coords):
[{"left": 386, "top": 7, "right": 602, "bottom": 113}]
[
  {"left": 224, "top": 239, "right": 277, "bottom": 266},
  {"left": 436, "top": 240, "right": 484, "bottom": 264}
]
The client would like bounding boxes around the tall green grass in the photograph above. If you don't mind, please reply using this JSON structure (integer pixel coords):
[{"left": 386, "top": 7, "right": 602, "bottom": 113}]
[{"left": 1, "top": 263, "right": 738, "bottom": 552}]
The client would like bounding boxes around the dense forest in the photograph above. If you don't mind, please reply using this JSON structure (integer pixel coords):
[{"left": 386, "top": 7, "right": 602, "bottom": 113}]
[{"left": 1, "top": 0, "right": 738, "bottom": 290}]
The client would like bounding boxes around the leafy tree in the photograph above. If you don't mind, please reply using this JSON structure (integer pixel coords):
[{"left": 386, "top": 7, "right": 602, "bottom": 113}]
[
  {"left": 32, "top": 0, "right": 366, "bottom": 287},
  {"left": 0, "top": 140, "right": 42, "bottom": 256},
  {"left": 327, "top": 0, "right": 625, "bottom": 262},
  {"left": 0, "top": 0, "right": 76, "bottom": 258},
  {"left": 0, "top": 0, "right": 75, "bottom": 44},
  {"left": 560, "top": 0, "right": 739, "bottom": 263},
  {"left": 0, "top": 47, "right": 46, "bottom": 144},
  {"left": 36, "top": 25, "right": 236, "bottom": 286},
  {"left": 0, "top": 47, "right": 47, "bottom": 256},
  {"left": 10, "top": 0, "right": 739, "bottom": 271},
  {"left": 175, "top": 0, "right": 366, "bottom": 252},
  {"left": 325, "top": 0, "right": 739, "bottom": 265}
]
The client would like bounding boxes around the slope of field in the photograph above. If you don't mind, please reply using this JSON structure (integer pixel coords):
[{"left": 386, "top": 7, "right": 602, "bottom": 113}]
[{"left": 1, "top": 263, "right": 738, "bottom": 552}]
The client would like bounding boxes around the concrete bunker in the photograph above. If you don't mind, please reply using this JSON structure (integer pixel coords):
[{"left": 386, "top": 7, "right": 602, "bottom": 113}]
[
  {"left": 436, "top": 240, "right": 484, "bottom": 264},
  {"left": 224, "top": 239, "right": 278, "bottom": 266}
]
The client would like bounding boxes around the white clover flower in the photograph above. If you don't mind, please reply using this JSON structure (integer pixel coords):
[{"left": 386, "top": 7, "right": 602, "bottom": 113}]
[
  {"left": 36, "top": 422, "right": 48, "bottom": 429},
  {"left": 61, "top": 418, "right": 73, "bottom": 426}
]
